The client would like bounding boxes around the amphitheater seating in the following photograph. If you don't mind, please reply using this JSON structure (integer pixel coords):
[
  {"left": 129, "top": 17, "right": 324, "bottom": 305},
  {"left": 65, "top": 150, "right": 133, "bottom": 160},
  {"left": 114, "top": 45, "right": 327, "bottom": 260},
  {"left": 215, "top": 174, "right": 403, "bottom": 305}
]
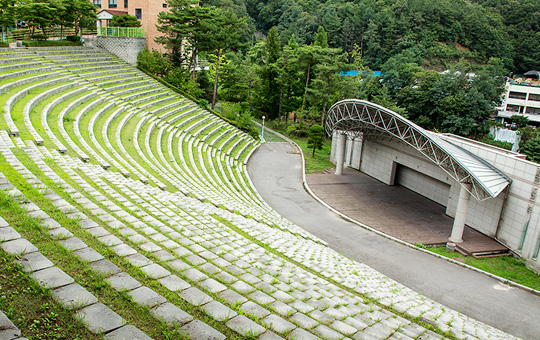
[{"left": 0, "top": 46, "right": 517, "bottom": 340}]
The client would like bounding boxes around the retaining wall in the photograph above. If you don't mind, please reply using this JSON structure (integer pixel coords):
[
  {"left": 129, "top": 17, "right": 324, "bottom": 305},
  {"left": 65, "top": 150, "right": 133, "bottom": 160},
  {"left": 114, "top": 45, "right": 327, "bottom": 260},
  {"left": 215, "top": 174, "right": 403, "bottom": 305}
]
[{"left": 85, "top": 36, "right": 146, "bottom": 66}]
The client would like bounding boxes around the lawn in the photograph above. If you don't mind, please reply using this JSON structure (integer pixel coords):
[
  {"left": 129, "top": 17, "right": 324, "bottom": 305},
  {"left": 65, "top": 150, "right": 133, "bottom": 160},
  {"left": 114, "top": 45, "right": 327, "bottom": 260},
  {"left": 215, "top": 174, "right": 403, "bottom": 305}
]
[{"left": 427, "top": 246, "right": 540, "bottom": 291}]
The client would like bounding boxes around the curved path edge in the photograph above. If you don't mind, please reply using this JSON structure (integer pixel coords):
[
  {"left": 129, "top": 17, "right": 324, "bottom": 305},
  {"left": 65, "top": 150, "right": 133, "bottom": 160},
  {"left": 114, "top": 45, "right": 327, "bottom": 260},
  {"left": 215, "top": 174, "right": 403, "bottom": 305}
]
[{"left": 260, "top": 126, "right": 540, "bottom": 297}]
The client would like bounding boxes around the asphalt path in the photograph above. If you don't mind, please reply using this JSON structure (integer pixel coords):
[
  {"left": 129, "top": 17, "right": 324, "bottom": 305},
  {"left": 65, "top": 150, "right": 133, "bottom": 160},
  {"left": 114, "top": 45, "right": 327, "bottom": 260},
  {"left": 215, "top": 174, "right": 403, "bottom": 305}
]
[{"left": 247, "top": 142, "right": 540, "bottom": 340}]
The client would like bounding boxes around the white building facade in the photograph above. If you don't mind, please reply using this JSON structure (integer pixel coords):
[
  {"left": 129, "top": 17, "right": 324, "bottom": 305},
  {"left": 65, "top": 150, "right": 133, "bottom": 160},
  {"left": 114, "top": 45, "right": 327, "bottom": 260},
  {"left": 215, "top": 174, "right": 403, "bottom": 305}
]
[{"left": 497, "top": 71, "right": 540, "bottom": 124}]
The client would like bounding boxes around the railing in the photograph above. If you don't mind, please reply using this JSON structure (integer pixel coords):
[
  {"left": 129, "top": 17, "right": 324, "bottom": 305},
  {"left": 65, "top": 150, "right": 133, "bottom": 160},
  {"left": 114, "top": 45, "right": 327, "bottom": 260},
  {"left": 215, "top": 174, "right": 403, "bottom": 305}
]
[
  {"left": 98, "top": 26, "right": 145, "bottom": 38},
  {"left": 8, "top": 27, "right": 97, "bottom": 41}
]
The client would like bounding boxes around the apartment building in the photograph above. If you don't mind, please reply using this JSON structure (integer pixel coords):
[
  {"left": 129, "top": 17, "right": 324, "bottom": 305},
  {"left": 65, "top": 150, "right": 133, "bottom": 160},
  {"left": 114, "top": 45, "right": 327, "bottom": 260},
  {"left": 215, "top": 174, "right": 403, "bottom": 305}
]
[
  {"left": 497, "top": 71, "right": 540, "bottom": 125},
  {"left": 94, "top": 0, "right": 169, "bottom": 51}
]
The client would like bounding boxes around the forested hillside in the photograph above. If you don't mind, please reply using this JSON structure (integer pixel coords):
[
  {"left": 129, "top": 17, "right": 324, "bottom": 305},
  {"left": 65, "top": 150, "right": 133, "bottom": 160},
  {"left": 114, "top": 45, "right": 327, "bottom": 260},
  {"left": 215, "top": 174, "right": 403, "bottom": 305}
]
[
  {"left": 139, "top": 0, "right": 540, "bottom": 142},
  {"left": 202, "top": 0, "right": 539, "bottom": 73}
]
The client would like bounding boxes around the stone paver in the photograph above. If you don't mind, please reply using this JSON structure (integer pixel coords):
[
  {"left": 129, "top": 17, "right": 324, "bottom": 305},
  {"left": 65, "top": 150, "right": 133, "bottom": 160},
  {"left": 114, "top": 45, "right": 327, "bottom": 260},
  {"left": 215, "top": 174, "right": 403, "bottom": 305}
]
[
  {"left": 159, "top": 275, "right": 190, "bottom": 292},
  {"left": 1, "top": 238, "right": 38, "bottom": 255},
  {"left": 73, "top": 247, "right": 104, "bottom": 262},
  {"left": 51, "top": 283, "right": 98, "bottom": 309},
  {"left": 140, "top": 263, "right": 170, "bottom": 279},
  {"left": 151, "top": 302, "right": 193, "bottom": 326},
  {"left": 179, "top": 320, "right": 226, "bottom": 340},
  {"left": 259, "top": 331, "right": 286, "bottom": 340},
  {"left": 312, "top": 324, "right": 343, "bottom": 340},
  {"left": 200, "top": 300, "right": 237, "bottom": 321},
  {"left": 103, "top": 325, "right": 152, "bottom": 340},
  {"left": 199, "top": 278, "right": 227, "bottom": 294},
  {"left": 226, "top": 315, "right": 266, "bottom": 336},
  {"left": 30, "top": 266, "right": 74, "bottom": 289},
  {"left": 0, "top": 226, "right": 21, "bottom": 242},
  {"left": 111, "top": 244, "right": 137, "bottom": 256},
  {"left": 90, "top": 259, "right": 122, "bottom": 275},
  {"left": 179, "top": 287, "right": 212, "bottom": 306},
  {"left": 128, "top": 286, "right": 167, "bottom": 308},
  {"left": 59, "top": 237, "right": 87, "bottom": 251},
  {"left": 240, "top": 301, "right": 271, "bottom": 318},
  {"left": 291, "top": 313, "right": 319, "bottom": 330},
  {"left": 76, "top": 303, "right": 125, "bottom": 334},
  {"left": 106, "top": 272, "right": 142, "bottom": 291},
  {"left": 289, "top": 328, "right": 322, "bottom": 340},
  {"left": 15, "top": 251, "right": 53, "bottom": 272},
  {"left": 262, "top": 314, "right": 296, "bottom": 333},
  {"left": 0, "top": 310, "right": 21, "bottom": 339},
  {"left": 218, "top": 289, "right": 247, "bottom": 306}
]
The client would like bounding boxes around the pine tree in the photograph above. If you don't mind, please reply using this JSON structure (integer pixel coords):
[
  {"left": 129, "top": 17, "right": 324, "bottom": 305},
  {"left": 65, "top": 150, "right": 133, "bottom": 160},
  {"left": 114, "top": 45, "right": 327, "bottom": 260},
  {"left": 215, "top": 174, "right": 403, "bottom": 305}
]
[{"left": 195, "top": 9, "right": 245, "bottom": 109}]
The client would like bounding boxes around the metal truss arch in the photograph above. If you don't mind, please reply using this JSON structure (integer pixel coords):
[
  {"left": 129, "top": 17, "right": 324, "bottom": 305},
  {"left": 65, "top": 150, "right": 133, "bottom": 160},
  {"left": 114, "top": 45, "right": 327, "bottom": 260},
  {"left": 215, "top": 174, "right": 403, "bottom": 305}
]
[{"left": 325, "top": 99, "right": 511, "bottom": 201}]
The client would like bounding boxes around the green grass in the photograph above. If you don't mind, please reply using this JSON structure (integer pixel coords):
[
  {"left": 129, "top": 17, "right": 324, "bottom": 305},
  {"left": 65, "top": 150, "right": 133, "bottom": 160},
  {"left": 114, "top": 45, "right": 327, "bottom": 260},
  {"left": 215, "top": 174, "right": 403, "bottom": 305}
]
[
  {"left": 292, "top": 137, "right": 334, "bottom": 174},
  {"left": 0, "top": 252, "right": 101, "bottom": 340},
  {"left": 428, "top": 246, "right": 540, "bottom": 291}
]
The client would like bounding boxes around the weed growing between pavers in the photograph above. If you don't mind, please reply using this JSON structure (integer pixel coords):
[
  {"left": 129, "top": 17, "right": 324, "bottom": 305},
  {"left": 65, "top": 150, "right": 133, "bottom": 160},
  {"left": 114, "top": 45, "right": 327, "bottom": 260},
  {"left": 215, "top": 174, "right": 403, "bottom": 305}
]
[
  {"left": 213, "top": 214, "right": 459, "bottom": 340},
  {"left": 0, "top": 251, "right": 101, "bottom": 340},
  {"left": 2, "top": 150, "right": 249, "bottom": 339}
]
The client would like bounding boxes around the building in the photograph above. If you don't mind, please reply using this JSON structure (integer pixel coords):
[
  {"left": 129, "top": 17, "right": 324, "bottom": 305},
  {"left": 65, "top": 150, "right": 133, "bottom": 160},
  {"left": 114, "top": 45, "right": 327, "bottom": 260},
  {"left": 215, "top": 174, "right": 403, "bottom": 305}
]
[
  {"left": 327, "top": 100, "right": 540, "bottom": 272},
  {"left": 497, "top": 71, "right": 540, "bottom": 125},
  {"left": 94, "top": 0, "right": 169, "bottom": 52}
]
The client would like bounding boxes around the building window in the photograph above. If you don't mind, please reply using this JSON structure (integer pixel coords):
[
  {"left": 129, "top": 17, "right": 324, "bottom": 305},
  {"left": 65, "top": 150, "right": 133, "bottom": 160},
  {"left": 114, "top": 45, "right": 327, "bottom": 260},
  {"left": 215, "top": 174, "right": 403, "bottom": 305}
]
[
  {"left": 506, "top": 104, "right": 522, "bottom": 113},
  {"left": 135, "top": 8, "right": 142, "bottom": 19},
  {"left": 509, "top": 91, "right": 527, "bottom": 100},
  {"left": 526, "top": 107, "right": 540, "bottom": 115},
  {"left": 163, "top": 3, "right": 167, "bottom": 7},
  {"left": 124, "top": 0, "right": 128, "bottom": 8},
  {"left": 93, "top": 0, "right": 101, "bottom": 7},
  {"left": 529, "top": 94, "right": 540, "bottom": 102},
  {"left": 109, "top": 0, "right": 117, "bottom": 8}
]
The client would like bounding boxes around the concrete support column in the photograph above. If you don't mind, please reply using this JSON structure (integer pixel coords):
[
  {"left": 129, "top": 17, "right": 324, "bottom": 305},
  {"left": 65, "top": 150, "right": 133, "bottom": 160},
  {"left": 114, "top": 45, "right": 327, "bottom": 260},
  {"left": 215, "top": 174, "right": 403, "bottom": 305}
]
[
  {"left": 335, "top": 132, "right": 347, "bottom": 175},
  {"left": 449, "top": 183, "right": 472, "bottom": 243}
]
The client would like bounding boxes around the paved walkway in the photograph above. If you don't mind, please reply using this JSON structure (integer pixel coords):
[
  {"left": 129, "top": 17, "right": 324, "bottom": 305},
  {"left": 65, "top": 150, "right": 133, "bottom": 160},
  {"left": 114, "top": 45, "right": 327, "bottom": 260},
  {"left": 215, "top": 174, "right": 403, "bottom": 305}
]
[
  {"left": 308, "top": 169, "right": 508, "bottom": 255},
  {"left": 247, "top": 142, "right": 540, "bottom": 340}
]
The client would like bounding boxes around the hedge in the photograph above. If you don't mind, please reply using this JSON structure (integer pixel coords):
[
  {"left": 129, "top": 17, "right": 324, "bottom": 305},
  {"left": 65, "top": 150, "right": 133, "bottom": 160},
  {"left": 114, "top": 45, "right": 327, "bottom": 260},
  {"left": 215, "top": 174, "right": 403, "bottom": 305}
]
[{"left": 22, "top": 40, "right": 83, "bottom": 47}]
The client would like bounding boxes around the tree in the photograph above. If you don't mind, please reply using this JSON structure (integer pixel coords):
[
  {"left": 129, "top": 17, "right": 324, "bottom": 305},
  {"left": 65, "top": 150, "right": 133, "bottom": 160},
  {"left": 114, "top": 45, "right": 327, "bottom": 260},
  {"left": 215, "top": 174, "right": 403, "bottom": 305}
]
[
  {"left": 510, "top": 115, "right": 529, "bottom": 128},
  {"left": 307, "top": 124, "right": 324, "bottom": 156},
  {"left": 0, "top": 0, "right": 16, "bottom": 42},
  {"left": 255, "top": 26, "right": 281, "bottom": 118},
  {"left": 156, "top": 0, "right": 213, "bottom": 67},
  {"left": 16, "top": 0, "right": 54, "bottom": 35},
  {"left": 110, "top": 14, "right": 141, "bottom": 27},
  {"left": 520, "top": 136, "right": 540, "bottom": 163},
  {"left": 195, "top": 9, "right": 245, "bottom": 109}
]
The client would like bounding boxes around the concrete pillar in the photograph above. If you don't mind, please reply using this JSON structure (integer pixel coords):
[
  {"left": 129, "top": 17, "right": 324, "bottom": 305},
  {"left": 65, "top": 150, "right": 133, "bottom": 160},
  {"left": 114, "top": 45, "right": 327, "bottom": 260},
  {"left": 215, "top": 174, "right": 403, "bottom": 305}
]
[
  {"left": 449, "top": 183, "right": 472, "bottom": 243},
  {"left": 335, "top": 132, "right": 347, "bottom": 175}
]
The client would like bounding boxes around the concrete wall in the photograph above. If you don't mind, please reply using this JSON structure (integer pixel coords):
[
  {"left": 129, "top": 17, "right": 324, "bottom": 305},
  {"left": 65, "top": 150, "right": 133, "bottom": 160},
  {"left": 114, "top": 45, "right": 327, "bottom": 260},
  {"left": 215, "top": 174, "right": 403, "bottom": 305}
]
[
  {"left": 441, "top": 135, "right": 540, "bottom": 270},
  {"left": 330, "top": 130, "right": 540, "bottom": 270},
  {"left": 93, "top": 0, "right": 169, "bottom": 52},
  {"left": 86, "top": 36, "right": 146, "bottom": 66}
]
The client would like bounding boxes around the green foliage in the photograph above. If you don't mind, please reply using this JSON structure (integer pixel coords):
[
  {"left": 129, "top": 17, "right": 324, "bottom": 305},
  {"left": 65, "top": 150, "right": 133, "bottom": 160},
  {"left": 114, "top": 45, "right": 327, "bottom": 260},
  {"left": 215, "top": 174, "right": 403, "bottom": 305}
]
[
  {"left": 510, "top": 115, "right": 529, "bottom": 128},
  {"left": 307, "top": 124, "right": 324, "bottom": 156},
  {"left": 29, "top": 33, "right": 48, "bottom": 41},
  {"left": 137, "top": 48, "right": 201, "bottom": 96},
  {"left": 429, "top": 246, "right": 540, "bottom": 291},
  {"left": 65, "top": 35, "right": 80, "bottom": 42},
  {"left": 220, "top": 101, "right": 259, "bottom": 139},
  {"left": 478, "top": 134, "right": 513, "bottom": 151},
  {"left": 22, "top": 39, "right": 82, "bottom": 47},
  {"left": 0, "top": 42, "right": 9, "bottom": 47},
  {"left": 110, "top": 14, "right": 141, "bottom": 27},
  {"left": 520, "top": 136, "right": 540, "bottom": 163}
]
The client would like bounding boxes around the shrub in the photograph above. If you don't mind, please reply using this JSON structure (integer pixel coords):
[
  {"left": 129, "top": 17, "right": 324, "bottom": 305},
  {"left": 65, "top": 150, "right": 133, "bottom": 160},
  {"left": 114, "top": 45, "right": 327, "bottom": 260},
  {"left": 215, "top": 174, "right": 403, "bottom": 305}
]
[
  {"left": 22, "top": 40, "right": 83, "bottom": 47},
  {"left": 478, "top": 134, "right": 512, "bottom": 150},
  {"left": 0, "top": 42, "right": 9, "bottom": 48},
  {"left": 30, "top": 34, "right": 48, "bottom": 41},
  {"left": 66, "top": 35, "right": 80, "bottom": 42}
]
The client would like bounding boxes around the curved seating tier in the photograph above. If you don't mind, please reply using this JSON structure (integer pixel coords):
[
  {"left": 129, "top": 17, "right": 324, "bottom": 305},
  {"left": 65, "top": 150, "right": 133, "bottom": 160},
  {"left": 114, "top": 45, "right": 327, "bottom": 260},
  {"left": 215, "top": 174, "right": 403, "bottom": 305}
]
[{"left": 0, "top": 46, "right": 518, "bottom": 340}]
